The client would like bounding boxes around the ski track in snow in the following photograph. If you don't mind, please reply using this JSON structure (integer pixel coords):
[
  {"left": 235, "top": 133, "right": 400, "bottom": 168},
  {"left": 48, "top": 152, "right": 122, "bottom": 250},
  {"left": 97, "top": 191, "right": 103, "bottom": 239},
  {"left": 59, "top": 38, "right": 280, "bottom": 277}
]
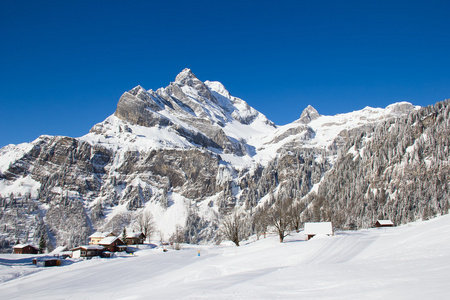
[{"left": 1, "top": 214, "right": 450, "bottom": 299}]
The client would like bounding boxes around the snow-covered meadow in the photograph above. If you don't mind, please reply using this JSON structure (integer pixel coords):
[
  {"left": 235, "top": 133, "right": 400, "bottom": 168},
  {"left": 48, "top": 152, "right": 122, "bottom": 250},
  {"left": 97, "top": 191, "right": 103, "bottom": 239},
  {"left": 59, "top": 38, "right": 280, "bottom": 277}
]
[{"left": 1, "top": 214, "right": 450, "bottom": 299}]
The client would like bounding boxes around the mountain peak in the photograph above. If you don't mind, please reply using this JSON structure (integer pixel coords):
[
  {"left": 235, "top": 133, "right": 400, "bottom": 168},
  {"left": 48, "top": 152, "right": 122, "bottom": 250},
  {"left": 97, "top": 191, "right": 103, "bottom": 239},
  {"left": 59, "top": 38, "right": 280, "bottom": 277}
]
[
  {"left": 175, "top": 68, "right": 198, "bottom": 83},
  {"left": 298, "top": 105, "right": 320, "bottom": 124},
  {"left": 173, "top": 68, "right": 215, "bottom": 101},
  {"left": 129, "top": 85, "right": 146, "bottom": 96}
]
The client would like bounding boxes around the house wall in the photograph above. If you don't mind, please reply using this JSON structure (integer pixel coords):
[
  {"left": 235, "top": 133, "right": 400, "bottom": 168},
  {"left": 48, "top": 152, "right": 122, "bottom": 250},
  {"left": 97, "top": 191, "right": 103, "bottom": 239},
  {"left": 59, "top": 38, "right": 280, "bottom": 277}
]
[
  {"left": 14, "top": 246, "right": 38, "bottom": 254},
  {"left": 89, "top": 237, "right": 103, "bottom": 245},
  {"left": 72, "top": 250, "right": 81, "bottom": 258}
]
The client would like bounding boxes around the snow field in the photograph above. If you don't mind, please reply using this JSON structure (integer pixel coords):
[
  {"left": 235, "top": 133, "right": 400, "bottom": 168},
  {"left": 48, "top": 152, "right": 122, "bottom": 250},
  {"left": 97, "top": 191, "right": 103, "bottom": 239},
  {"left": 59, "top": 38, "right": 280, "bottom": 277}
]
[{"left": 1, "top": 214, "right": 450, "bottom": 299}]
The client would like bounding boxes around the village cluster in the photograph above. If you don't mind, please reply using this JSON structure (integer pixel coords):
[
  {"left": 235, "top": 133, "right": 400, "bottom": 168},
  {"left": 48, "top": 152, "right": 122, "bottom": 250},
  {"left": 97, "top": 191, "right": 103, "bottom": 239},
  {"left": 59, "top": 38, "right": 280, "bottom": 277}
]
[
  {"left": 12, "top": 230, "right": 147, "bottom": 262},
  {"left": 11, "top": 220, "right": 394, "bottom": 266}
]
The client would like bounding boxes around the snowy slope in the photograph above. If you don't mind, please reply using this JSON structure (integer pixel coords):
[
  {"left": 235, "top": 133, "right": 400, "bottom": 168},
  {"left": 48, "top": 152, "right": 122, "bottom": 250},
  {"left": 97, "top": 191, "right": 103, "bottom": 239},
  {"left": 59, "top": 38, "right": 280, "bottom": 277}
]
[{"left": 1, "top": 214, "right": 449, "bottom": 299}]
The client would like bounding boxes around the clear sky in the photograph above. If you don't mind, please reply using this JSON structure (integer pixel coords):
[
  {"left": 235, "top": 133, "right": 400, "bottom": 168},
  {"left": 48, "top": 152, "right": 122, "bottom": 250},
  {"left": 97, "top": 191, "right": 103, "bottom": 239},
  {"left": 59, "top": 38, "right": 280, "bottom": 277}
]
[{"left": 1, "top": 0, "right": 450, "bottom": 148}]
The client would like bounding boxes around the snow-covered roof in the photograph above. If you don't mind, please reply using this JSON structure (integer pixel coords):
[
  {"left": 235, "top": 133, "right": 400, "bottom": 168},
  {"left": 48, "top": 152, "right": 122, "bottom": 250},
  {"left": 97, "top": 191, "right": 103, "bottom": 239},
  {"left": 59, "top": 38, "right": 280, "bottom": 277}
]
[
  {"left": 127, "top": 232, "right": 144, "bottom": 238},
  {"left": 98, "top": 236, "right": 121, "bottom": 245},
  {"left": 71, "top": 245, "right": 105, "bottom": 251},
  {"left": 50, "top": 246, "right": 68, "bottom": 253},
  {"left": 304, "top": 222, "right": 333, "bottom": 235},
  {"left": 13, "top": 244, "right": 39, "bottom": 250},
  {"left": 89, "top": 231, "right": 115, "bottom": 238},
  {"left": 376, "top": 220, "right": 394, "bottom": 226}
]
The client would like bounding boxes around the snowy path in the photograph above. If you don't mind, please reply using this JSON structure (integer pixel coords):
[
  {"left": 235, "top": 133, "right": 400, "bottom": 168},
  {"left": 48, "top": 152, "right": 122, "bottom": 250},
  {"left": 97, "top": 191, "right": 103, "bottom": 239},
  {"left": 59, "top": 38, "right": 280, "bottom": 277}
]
[{"left": 1, "top": 215, "right": 450, "bottom": 299}]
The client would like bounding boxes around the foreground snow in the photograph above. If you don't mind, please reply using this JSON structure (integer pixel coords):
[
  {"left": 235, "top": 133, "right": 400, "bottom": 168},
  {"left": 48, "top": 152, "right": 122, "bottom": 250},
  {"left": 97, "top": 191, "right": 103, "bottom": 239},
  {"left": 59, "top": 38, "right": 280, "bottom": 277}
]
[{"left": 1, "top": 215, "right": 450, "bottom": 299}]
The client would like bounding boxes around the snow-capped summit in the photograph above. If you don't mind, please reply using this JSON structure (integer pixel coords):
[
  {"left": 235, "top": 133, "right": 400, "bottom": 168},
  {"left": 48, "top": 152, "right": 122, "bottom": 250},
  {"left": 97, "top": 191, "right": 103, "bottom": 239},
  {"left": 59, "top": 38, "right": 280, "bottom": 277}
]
[
  {"left": 173, "top": 68, "right": 214, "bottom": 100},
  {"left": 386, "top": 101, "right": 418, "bottom": 114},
  {"left": 91, "top": 69, "right": 276, "bottom": 157},
  {"left": 174, "top": 68, "right": 197, "bottom": 83},
  {"left": 298, "top": 105, "right": 320, "bottom": 124}
]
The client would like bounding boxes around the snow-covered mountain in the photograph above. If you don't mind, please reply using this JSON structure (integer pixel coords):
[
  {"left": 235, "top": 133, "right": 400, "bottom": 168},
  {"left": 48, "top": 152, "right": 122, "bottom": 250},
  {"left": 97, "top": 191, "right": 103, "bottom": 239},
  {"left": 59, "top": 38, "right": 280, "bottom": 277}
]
[
  {"left": 81, "top": 68, "right": 417, "bottom": 166},
  {"left": 84, "top": 68, "right": 275, "bottom": 157},
  {"left": 0, "top": 69, "right": 431, "bottom": 252}
]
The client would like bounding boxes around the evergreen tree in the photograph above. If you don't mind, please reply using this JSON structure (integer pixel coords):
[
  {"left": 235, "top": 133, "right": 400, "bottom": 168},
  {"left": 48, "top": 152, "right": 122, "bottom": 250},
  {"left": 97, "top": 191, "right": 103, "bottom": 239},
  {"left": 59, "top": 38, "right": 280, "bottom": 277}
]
[
  {"left": 39, "top": 235, "right": 46, "bottom": 254},
  {"left": 122, "top": 227, "right": 128, "bottom": 245}
]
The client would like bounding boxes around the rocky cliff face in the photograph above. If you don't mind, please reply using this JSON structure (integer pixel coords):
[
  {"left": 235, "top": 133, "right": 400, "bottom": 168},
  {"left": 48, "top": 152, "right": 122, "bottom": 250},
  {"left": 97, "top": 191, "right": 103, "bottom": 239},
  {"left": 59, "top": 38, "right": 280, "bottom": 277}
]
[{"left": 0, "top": 69, "right": 420, "bottom": 252}]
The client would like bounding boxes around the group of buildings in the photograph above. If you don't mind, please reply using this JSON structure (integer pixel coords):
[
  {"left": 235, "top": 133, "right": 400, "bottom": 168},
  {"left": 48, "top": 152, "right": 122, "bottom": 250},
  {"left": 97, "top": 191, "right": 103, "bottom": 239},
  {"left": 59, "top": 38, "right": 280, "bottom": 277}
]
[
  {"left": 13, "top": 220, "right": 395, "bottom": 258},
  {"left": 13, "top": 231, "right": 146, "bottom": 259}
]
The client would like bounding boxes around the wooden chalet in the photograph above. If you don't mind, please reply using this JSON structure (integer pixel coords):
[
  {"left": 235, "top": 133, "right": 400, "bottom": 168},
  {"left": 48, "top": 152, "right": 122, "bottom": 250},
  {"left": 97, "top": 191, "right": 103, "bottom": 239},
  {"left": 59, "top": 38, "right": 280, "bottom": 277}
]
[
  {"left": 303, "top": 222, "right": 333, "bottom": 240},
  {"left": 98, "top": 236, "right": 126, "bottom": 252},
  {"left": 89, "top": 231, "right": 116, "bottom": 245},
  {"left": 71, "top": 245, "right": 105, "bottom": 259},
  {"left": 125, "top": 232, "right": 146, "bottom": 245},
  {"left": 375, "top": 220, "right": 394, "bottom": 227},
  {"left": 13, "top": 244, "right": 39, "bottom": 254}
]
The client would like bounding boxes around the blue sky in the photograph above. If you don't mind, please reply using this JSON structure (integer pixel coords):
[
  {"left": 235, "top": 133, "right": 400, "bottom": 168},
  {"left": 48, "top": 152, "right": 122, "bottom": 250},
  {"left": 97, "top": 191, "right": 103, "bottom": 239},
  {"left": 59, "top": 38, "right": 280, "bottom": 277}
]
[{"left": 1, "top": 0, "right": 450, "bottom": 148}]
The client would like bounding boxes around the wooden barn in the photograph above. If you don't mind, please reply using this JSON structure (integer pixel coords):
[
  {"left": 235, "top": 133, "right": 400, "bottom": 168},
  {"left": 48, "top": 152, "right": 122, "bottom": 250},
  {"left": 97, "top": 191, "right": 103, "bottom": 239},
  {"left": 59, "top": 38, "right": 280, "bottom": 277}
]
[
  {"left": 13, "top": 244, "right": 39, "bottom": 254},
  {"left": 303, "top": 222, "right": 333, "bottom": 240},
  {"left": 375, "top": 220, "right": 394, "bottom": 227}
]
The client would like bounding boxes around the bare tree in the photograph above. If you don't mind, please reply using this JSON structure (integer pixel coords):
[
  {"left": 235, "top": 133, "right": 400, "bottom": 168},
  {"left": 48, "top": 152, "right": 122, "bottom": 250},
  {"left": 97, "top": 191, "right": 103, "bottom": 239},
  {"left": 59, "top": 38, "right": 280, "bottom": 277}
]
[
  {"left": 269, "top": 199, "right": 292, "bottom": 243},
  {"left": 169, "top": 225, "right": 184, "bottom": 250},
  {"left": 289, "top": 202, "right": 306, "bottom": 232},
  {"left": 133, "top": 210, "right": 155, "bottom": 242},
  {"left": 253, "top": 207, "right": 270, "bottom": 240},
  {"left": 221, "top": 209, "right": 249, "bottom": 246}
]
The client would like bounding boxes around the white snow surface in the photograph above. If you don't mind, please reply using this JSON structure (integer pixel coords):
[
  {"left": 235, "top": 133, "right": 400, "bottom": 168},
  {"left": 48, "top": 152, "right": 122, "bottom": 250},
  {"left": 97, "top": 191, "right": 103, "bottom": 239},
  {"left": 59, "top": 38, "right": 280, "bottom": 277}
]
[
  {"left": 1, "top": 214, "right": 449, "bottom": 299},
  {"left": 0, "top": 143, "right": 34, "bottom": 173},
  {"left": 0, "top": 175, "right": 41, "bottom": 199}
]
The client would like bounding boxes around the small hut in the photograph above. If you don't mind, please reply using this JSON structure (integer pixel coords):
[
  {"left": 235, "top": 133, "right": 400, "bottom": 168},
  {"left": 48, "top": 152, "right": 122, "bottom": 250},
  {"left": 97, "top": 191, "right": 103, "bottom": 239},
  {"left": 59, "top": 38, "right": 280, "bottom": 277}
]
[
  {"left": 32, "top": 258, "right": 62, "bottom": 267},
  {"left": 375, "top": 220, "right": 394, "bottom": 227},
  {"left": 303, "top": 222, "right": 333, "bottom": 240}
]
